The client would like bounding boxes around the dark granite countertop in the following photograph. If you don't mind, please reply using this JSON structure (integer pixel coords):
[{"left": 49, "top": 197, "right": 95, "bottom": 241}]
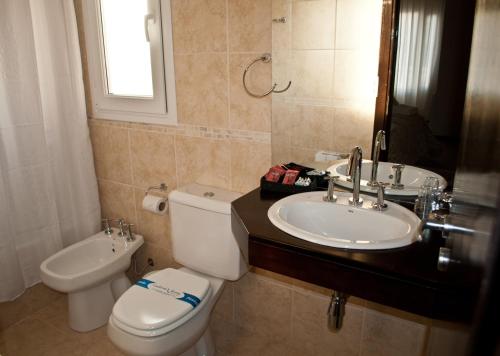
[{"left": 231, "top": 188, "right": 481, "bottom": 321}]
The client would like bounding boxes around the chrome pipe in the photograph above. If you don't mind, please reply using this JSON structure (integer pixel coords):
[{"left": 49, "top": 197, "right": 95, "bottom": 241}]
[{"left": 328, "top": 290, "right": 346, "bottom": 332}]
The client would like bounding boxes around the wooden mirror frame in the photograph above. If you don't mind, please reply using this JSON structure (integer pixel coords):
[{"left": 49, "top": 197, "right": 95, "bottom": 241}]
[{"left": 372, "top": 0, "right": 398, "bottom": 161}]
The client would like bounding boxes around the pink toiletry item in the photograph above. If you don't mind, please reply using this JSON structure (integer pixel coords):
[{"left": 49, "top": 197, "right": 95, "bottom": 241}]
[
  {"left": 264, "top": 165, "right": 287, "bottom": 182},
  {"left": 282, "top": 170, "right": 300, "bottom": 185}
]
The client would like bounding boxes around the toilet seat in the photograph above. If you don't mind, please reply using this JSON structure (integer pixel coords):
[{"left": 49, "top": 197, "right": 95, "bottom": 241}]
[{"left": 111, "top": 268, "right": 211, "bottom": 338}]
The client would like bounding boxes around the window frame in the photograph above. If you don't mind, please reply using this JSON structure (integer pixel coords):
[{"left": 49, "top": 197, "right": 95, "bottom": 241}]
[{"left": 82, "top": 0, "right": 177, "bottom": 125}]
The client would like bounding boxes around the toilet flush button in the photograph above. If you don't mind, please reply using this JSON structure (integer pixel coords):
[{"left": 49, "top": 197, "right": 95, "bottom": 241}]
[{"left": 204, "top": 192, "right": 215, "bottom": 197}]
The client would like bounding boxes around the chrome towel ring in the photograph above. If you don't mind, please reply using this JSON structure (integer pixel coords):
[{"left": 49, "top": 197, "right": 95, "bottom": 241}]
[{"left": 242, "top": 53, "right": 292, "bottom": 98}]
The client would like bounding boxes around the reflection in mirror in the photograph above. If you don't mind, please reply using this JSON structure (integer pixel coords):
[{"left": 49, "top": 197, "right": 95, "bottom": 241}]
[
  {"left": 270, "top": 0, "right": 384, "bottom": 166},
  {"left": 387, "top": 0, "right": 475, "bottom": 187}
]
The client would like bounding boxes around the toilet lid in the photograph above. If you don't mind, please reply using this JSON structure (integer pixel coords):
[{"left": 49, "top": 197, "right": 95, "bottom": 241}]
[{"left": 112, "top": 268, "right": 211, "bottom": 335}]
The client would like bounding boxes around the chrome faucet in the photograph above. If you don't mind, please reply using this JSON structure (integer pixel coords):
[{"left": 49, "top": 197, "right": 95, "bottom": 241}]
[
  {"left": 125, "top": 223, "right": 135, "bottom": 242},
  {"left": 347, "top": 146, "right": 363, "bottom": 206},
  {"left": 368, "top": 130, "right": 386, "bottom": 187},
  {"left": 372, "top": 182, "right": 388, "bottom": 211},
  {"left": 323, "top": 175, "right": 339, "bottom": 202},
  {"left": 102, "top": 218, "right": 113, "bottom": 235},
  {"left": 391, "top": 164, "right": 405, "bottom": 190},
  {"left": 117, "top": 218, "right": 126, "bottom": 237}
]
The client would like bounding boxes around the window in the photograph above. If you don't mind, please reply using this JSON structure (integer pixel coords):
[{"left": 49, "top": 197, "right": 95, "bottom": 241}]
[{"left": 82, "top": 0, "right": 177, "bottom": 125}]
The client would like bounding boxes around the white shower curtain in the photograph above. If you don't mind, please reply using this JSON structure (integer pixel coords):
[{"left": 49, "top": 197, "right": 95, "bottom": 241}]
[
  {"left": 394, "top": 0, "right": 446, "bottom": 118},
  {"left": 0, "top": 0, "right": 101, "bottom": 301}
]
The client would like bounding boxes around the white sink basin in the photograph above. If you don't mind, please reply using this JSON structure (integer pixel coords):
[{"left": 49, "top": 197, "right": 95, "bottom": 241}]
[
  {"left": 328, "top": 159, "right": 447, "bottom": 197},
  {"left": 268, "top": 191, "right": 421, "bottom": 250}
]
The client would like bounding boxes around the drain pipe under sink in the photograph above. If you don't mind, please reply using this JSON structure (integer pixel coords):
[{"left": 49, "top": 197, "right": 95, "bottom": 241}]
[{"left": 327, "top": 290, "right": 347, "bottom": 332}]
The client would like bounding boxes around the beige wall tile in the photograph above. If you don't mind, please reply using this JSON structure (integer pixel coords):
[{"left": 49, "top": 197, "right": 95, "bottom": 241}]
[
  {"left": 292, "top": 0, "right": 335, "bottom": 50},
  {"left": 97, "top": 179, "right": 136, "bottom": 225},
  {"left": 270, "top": 0, "right": 383, "bottom": 167},
  {"left": 336, "top": 0, "right": 383, "bottom": 51},
  {"left": 174, "top": 53, "right": 228, "bottom": 128},
  {"left": 230, "top": 140, "right": 271, "bottom": 193},
  {"left": 271, "top": 99, "right": 293, "bottom": 164},
  {"left": 89, "top": 124, "right": 132, "bottom": 184},
  {"left": 290, "top": 50, "right": 335, "bottom": 99},
  {"left": 333, "top": 50, "right": 379, "bottom": 101},
  {"left": 272, "top": 0, "right": 291, "bottom": 51},
  {"left": 171, "top": 0, "right": 227, "bottom": 53},
  {"left": 271, "top": 52, "right": 293, "bottom": 103},
  {"left": 291, "top": 278, "right": 332, "bottom": 298},
  {"left": 250, "top": 266, "right": 297, "bottom": 286},
  {"left": 229, "top": 0, "right": 272, "bottom": 52},
  {"left": 175, "top": 136, "right": 231, "bottom": 189},
  {"left": 271, "top": 142, "right": 292, "bottom": 165},
  {"left": 292, "top": 289, "right": 330, "bottom": 326},
  {"left": 427, "top": 321, "right": 469, "bottom": 356},
  {"left": 360, "top": 309, "right": 427, "bottom": 356},
  {"left": 135, "top": 242, "right": 173, "bottom": 271},
  {"left": 289, "top": 146, "right": 318, "bottom": 166},
  {"left": 365, "top": 301, "right": 431, "bottom": 325},
  {"left": 234, "top": 272, "right": 292, "bottom": 341},
  {"left": 133, "top": 188, "right": 171, "bottom": 249},
  {"left": 130, "top": 129, "right": 177, "bottom": 189},
  {"left": 292, "top": 104, "right": 335, "bottom": 150},
  {"left": 229, "top": 53, "right": 272, "bottom": 132},
  {"left": 320, "top": 304, "right": 364, "bottom": 356},
  {"left": 332, "top": 107, "right": 374, "bottom": 155},
  {"left": 291, "top": 289, "right": 364, "bottom": 355}
]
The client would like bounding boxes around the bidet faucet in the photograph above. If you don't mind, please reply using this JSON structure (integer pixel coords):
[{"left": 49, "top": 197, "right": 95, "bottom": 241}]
[
  {"left": 117, "top": 218, "right": 126, "bottom": 237},
  {"left": 125, "top": 224, "right": 135, "bottom": 242},
  {"left": 347, "top": 146, "right": 363, "bottom": 206},
  {"left": 102, "top": 218, "right": 113, "bottom": 235},
  {"left": 368, "top": 130, "right": 386, "bottom": 187}
]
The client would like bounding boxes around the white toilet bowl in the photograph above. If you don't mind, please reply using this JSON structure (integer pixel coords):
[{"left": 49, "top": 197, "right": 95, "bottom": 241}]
[
  {"left": 107, "top": 183, "right": 247, "bottom": 355},
  {"left": 107, "top": 267, "right": 224, "bottom": 356},
  {"left": 40, "top": 230, "right": 143, "bottom": 332}
]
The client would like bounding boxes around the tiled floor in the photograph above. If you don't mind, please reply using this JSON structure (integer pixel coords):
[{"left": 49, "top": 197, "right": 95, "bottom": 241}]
[
  {"left": 0, "top": 284, "right": 123, "bottom": 356},
  {"left": 0, "top": 284, "right": 295, "bottom": 356}
]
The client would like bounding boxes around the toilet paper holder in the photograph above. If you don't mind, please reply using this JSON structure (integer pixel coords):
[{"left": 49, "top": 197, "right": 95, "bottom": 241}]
[{"left": 145, "top": 183, "right": 168, "bottom": 196}]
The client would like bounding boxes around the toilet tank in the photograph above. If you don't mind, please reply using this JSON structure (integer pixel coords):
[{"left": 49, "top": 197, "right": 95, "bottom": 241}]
[{"left": 168, "top": 184, "right": 248, "bottom": 281}]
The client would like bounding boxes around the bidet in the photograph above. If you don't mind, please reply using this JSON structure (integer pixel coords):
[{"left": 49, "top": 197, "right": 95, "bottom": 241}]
[{"left": 40, "top": 229, "right": 143, "bottom": 332}]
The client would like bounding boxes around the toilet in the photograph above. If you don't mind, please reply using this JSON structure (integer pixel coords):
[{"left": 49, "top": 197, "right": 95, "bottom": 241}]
[{"left": 107, "top": 183, "right": 248, "bottom": 356}]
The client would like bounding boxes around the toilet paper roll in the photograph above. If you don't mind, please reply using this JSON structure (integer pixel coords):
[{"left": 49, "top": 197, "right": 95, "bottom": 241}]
[{"left": 142, "top": 194, "right": 168, "bottom": 215}]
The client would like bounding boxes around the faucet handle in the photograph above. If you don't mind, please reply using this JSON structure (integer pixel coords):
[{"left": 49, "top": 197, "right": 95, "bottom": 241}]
[
  {"left": 116, "top": 218, "right": 127, "bottom": 237},
  {"left": 124, "top": 223, "right": 135, "bottom": 242},
  {"left": 391, "top": 164, "right": 405, "bottom": 190},
  {"left": 372, "top": 182, "right": 389, "bottom": 211},
  {"left": 323, "top": 175, "right": 339, "bottom": 202},
  {"left": 102, "top": 218, "right": 113, "bottom": 235}
]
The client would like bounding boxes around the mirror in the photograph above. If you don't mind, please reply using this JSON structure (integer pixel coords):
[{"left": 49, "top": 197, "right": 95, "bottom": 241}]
[
  {"left": 386, "top": 0, "right": 475, "bottom": 188},
  {"left": 270, "top": 0, "right": 476, "bottom": 194},
  {"left": 270, "top": 0, "right": 384, "bottom": 166}
]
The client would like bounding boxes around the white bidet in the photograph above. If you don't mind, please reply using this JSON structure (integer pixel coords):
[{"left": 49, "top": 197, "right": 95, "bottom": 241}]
[{"left": 40, "top": 230, "right": 143, "bottom": 332}]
